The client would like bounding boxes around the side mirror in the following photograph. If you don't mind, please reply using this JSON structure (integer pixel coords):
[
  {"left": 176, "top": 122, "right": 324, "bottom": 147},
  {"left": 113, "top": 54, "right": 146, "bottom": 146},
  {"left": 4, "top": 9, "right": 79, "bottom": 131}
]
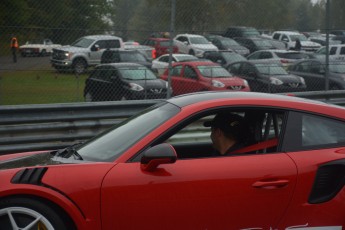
[
  {"left": 91, "top": 44, "right": 100, "bottom": 51},
  {"left": 140, "top": 143, "right": 177, "bottom": 172},
  {"left": 183, "top": 41, "right": 189, "bottom": 45}
]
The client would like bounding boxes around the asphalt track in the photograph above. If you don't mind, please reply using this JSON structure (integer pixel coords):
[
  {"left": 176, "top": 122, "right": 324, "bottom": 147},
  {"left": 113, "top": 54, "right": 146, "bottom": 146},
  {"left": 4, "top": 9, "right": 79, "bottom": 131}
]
[{"left": 0, "top": 55, "right": 52, "bottom": 72}]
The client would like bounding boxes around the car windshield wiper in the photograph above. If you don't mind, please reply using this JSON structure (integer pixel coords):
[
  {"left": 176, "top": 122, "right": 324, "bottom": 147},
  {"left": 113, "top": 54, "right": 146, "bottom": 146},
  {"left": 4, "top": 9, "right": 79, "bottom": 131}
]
[{"left": 55, "top": 143, "right": 83, "bottom": 160}]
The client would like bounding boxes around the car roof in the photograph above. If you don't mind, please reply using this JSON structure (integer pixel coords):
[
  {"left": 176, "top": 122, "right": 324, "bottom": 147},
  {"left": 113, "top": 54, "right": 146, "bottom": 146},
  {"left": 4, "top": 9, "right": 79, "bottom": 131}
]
[
  {"left": 167, "top": 91, "right": 329, "bottom": 109},
  {"left": 175, "top": 34, "right": 205, "bottom": 38},
  {"left": 83, "top": 35, "right": 122, "bottom": 40},
  {"left": 97, "top": 63, "right": 146, "bottom": 68},
  {"left": 172, "top": 61, "right": 220, "bottom": 67},
  {"left": 273, "top": 31, "right": 302, "bottom": 35}
]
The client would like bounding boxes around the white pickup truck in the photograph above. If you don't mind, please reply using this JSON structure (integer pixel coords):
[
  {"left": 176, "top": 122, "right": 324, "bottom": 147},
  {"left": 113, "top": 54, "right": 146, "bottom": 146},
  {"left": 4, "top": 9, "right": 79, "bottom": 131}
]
[
  {"left": 272, "top": 31, "right": 321, "bottom": 52},
  {"left": 19, "top": 39, "right": 61, "bottom": 57},
  {"left": 314, "top": 44, "right": 345, "bottom": 61}
]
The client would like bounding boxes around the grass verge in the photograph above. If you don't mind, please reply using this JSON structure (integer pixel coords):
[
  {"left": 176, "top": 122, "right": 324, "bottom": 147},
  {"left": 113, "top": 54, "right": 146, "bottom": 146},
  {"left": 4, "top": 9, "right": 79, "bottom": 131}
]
[{"left": 0, "top": 70, "right": 88, "bottom": 105}]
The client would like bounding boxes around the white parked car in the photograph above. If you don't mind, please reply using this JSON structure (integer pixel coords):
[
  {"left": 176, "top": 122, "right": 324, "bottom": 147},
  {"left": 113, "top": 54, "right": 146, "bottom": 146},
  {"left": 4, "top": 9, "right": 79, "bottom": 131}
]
[
  {"left": 152, "top": 53, "right": 199, "bottom": 75},
  {"left": 246, "top": 49, "right": 311, "bottom": 68},
  {"left": 173, "top": 34, "right": 218, "bottom": 57},
  {"left": 272, "top": 31, "right": 321, "bottom": 52},
  {"left": 19, "top": 39, "right": 61, "bottom": 57},
  {"left": 313, "top": 44, "right": 345, "bottom": 61}
]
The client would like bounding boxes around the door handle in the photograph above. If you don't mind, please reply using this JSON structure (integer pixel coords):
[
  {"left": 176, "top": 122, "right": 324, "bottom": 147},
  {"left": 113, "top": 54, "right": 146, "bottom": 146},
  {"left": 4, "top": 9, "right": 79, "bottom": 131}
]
[{"left": 252, "top": 180, "right": 289, "bottom": 189}]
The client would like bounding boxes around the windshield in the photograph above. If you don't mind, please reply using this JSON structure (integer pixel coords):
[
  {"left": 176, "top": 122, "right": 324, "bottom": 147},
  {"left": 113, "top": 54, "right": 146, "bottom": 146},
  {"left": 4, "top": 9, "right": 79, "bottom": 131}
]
[
  {"left": 118, "top": 67, "right": 158, "bottom": 80},
  {"left": 290, "top": 34, "right": 308, "bottom": 42},
  {"left": 77, "top": 102, "right": 180, "bottom": 162},
  {"left": 329, "top": 63, "right": 345, "bottom": 73},
  {"left": 253, "top": 39, "right": 273, "bottom": 47},
  {"left": 71, "top": 38, "right": 95, "bottom": 48},
  {"left": 120, "top": 52, "right": 147, "bottom": 62},
  {"left": 221, "top": 52, "right": 246, "bottom": 62},
  {"left": 197, "top": 66, "right": 233, "bottom": 77},
  {"left": 254, "top": 63, "right": 288, "bottom": 75},
  {"left": 190, "top": 37, "right": 210, "bottom": 45},
  {"left": 220, "top": 39, "right": 239, "bottom": 46}
]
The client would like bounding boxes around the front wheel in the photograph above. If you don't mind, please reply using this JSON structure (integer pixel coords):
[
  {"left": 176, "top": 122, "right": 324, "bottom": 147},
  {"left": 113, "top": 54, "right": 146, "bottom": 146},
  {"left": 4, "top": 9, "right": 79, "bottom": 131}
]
[
  {"left": 73, "top": 59, "right": 87, "bottom": 74},
  {"left": 0, "top": 197, "right": 75, "bottom": 230}
]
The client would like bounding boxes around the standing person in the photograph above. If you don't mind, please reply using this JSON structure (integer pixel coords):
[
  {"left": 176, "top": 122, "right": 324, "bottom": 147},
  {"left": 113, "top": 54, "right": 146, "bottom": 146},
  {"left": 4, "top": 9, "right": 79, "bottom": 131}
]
[
  {"left": 10, "top": 35, "right": 19, "bottom": 63},
  {"left": 294, "top": 38, "right": 302, "bottom": 51}
]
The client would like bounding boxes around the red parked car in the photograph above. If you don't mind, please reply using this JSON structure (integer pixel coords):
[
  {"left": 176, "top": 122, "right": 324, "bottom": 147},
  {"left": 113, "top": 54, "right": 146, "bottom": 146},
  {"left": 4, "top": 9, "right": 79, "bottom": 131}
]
[
  {"left": 142, "top": 37, "right": 179, "bottom": 57},
  {"left": 160, "top": 61, "right": 250, "bottom": 96},
  {"left": 1, "top": 91, "right": 345, "bottom": 229}
]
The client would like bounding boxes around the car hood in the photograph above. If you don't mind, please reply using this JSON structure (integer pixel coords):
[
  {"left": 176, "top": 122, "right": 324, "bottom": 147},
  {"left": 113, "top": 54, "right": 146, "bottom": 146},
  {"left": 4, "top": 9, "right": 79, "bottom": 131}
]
[
  {"left": 0, "top": 151, "right": 84, "bottom": 171},
  {"left": 300, "top": 41, "right": 321, "bottom": 47},
  {"left": 54, "top": 45, "right": 88, "bottom": 52},
  {"left": 125, "top": 78, "right": 167, "bottom": 88},
  {"left": 266, "top": 74, "right": 304, "bottom": 83},
  {"left": 209, "top": 76, "right": 247, "bottom": 85},
  {"left": 192, "top": 44, "right": 218, "bottom": 51}
]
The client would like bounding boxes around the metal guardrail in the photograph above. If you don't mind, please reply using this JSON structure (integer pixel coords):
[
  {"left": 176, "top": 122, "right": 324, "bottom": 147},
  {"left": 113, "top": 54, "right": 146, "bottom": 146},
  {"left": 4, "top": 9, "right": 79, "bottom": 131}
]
[
  {"left": 1, "top": 90, "right": 345, "bottom": 155},
  {"left": 0, "top": 100, "right": 159, "bottom": 154}
]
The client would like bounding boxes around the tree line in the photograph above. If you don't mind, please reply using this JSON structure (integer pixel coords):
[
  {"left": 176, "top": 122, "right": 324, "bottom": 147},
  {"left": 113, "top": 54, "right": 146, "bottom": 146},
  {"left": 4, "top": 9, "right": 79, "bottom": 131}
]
[{"left": 1, "top": 0, "right": 344, "bottom": 45}]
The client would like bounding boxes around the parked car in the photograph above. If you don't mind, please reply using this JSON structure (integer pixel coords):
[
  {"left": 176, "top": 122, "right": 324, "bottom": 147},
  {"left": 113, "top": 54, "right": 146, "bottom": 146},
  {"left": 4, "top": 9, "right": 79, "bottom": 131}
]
[
  {"left": 142, "top": 37, "right": 178, "bottom": 57},
  {"left": 259, "top": 36, "right": 287, "bottom": 50},
  {"left": 51, "top": 35, "right": 124, "bottom": 74},
  {"left": 287, "top": 59, "right": 345, "bottom": 90},
  {"left": 173, "top": 34, "right": 218, "bottom": 57},
  {"left": 160, "top": 61, "right": 250, "bottom": 96},
  {"left": 312, "top": 44, "right": 345, "bottom": 61},
  {"left": 152, "top": 53, "right": 199, "bottom": 75},
  {"left": 222, "top": 26, "right": 260, "bottom": 38},
  {"left": 227, "top": 60, "right": 306, "bottom": 93},
  {"left": 246, "top": 49, "right": 311, "bottom": 68},
  {"left": 123, "top": 44, "right": 156, "bottom": 61},
  {"left": 330, "top": 30, "right": 345, "bottom": 36},
  {"left": 233, "top": 37, "right": 276, "bottom": 54},
  {"left": 3, "top": 91, "right": 345, "bottom": 229},
  {"left": 271, "top": 31, "right": 321, "bottom": 52},
  {"left": 19, "top": 39, "right": 61, "bottom": 57},
  {"left": 202, "top": 50, "right": 247, "bottom": 67},
  {"left": 308, "top": 36, "right": 341, "bottom": 46},
  {"left": 100, "top": 49, "right": 152, "bottom": 69},
  {"left": 84, "top": 63, "right": 168, "bottom": 101},
  {"left": 204, "top": 35, "right": 250, "bottom": 56}
]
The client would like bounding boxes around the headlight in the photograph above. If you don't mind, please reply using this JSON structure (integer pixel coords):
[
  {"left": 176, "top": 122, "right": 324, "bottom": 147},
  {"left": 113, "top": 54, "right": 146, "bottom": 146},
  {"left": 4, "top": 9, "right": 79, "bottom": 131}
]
[
  {"left": 129, "top": 83, "right": 144, "bottom": 91},
  {"left": 194, "top": 49, "right": 204, "bottom": 57},
  {"left": 243, "top": 80, "right": 249, "bottom": 87},
  {"left": 212, "top": 80, "right": 225, "bottom": 88},
  {"left": 269, "top": 77, "right": 283, "bottom": 85}
]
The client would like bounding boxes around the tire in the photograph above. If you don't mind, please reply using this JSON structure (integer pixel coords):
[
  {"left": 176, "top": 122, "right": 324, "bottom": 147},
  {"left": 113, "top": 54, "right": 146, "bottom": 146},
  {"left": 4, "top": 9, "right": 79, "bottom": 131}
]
[
  {"left": 189, "top": 49, "right": 195, "bottom": 55},
  {"left": 0, "top": 197, "right": 75, "bottom": 230},
  {"left": 85, "top": 92, "right": 93, "bottom": 102},
  {"left": 73, "top": 59, "right": 87, "bottom": 74}
]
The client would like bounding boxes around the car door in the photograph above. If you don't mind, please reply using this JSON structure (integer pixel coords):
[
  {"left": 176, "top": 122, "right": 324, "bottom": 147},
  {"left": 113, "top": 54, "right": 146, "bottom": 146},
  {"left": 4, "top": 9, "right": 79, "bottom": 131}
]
[
  {"left": 89, "top": 40, "right": 107, "bottom": 65},
  {"left": 101, "top": 108, "right": 297, "bottom": 230},
  {"left": 175, "top": 36, "right": 189, "bottom": 54},
  {"left": 277, "top": 111, "right": 345, "bottom": 228}
]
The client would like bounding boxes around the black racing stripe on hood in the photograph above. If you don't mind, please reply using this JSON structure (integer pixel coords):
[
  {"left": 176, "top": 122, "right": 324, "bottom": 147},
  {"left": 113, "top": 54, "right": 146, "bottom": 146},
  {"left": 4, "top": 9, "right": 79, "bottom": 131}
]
[{"left": 11, "top": 167, "right": 48, "bottom": 185}]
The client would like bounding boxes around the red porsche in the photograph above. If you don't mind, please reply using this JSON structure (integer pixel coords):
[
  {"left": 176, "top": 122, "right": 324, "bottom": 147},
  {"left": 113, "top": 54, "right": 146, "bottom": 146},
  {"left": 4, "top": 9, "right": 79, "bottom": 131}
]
[{"left": 1, "top": 91, "right": 345, "bottom": 229}]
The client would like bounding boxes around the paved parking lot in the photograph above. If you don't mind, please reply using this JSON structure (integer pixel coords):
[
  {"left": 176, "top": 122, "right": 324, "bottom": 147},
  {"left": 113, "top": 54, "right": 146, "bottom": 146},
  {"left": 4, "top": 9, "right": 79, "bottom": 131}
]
[{"left": 0, "top": 55, "right": 51, "bottom": 72}]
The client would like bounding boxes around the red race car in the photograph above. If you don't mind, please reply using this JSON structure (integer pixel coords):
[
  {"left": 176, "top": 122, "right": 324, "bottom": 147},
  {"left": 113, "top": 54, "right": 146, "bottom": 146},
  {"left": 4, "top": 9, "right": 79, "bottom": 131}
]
[
  {"left": 160, "top": 61, "right": 250, "bottom": 96},
  {"left": 1, "top": 91, "right": 345, "bottom": 229}
]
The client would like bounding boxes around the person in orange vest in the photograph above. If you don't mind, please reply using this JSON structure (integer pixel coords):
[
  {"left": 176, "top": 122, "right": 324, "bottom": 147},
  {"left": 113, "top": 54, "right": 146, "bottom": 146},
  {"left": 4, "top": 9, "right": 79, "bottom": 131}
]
[{"left": 10, "top": 35, "right": 19, "bottom": 63}]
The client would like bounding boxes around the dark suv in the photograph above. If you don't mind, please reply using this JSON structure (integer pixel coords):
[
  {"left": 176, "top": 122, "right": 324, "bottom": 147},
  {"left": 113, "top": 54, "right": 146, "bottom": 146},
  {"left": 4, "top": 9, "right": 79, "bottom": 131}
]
[
  {"left": 101, "top": 49, "right": 152, "bottom": 69},
  {"left": 223, "top": 26, "right": 260, "bottom": 39}
]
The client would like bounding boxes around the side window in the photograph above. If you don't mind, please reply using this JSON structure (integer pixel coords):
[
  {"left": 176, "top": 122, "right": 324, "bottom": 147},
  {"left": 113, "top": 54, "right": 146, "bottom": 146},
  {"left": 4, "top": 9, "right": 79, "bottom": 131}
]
[
  {"left": 158, "top": 109, "right": 284, "bottom": 159},
  {"left": 94, "top": 40, "right": 107, "bottom": 49},
  {"left": 171, "top": 65, "right": 183, "bottom": 76},
  {"left": 340, "top": 47, "right": 345, "bottom": 55},
  {"left": 242, "top": 63, "right": 255, "bottom": 75},
  {"left": 160, "top": 56, "right": 169, "bottom": 62},
  {"left": 184, "top": 66, "right": 197, "bottom": 79},
  {"left": 107, "top": 40, "right": 121, "bottom": 49},
  {"left": 260, "top": 52, "right": 272, "bottom": 59},
  {"left": 284, "top": 111, "right": 345, "bottom": 151},
  {"left": 330, "top": 47, "right": 337, "bottom": 55},
  {"left": 99, "top": 67, "right": 113, "bottom": 81},
  {"left": 272, "top": 33, "right": 280, "bottom": 40},
  {"left": 248, "top": 52, "right": 261, "bottom": 59}
]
